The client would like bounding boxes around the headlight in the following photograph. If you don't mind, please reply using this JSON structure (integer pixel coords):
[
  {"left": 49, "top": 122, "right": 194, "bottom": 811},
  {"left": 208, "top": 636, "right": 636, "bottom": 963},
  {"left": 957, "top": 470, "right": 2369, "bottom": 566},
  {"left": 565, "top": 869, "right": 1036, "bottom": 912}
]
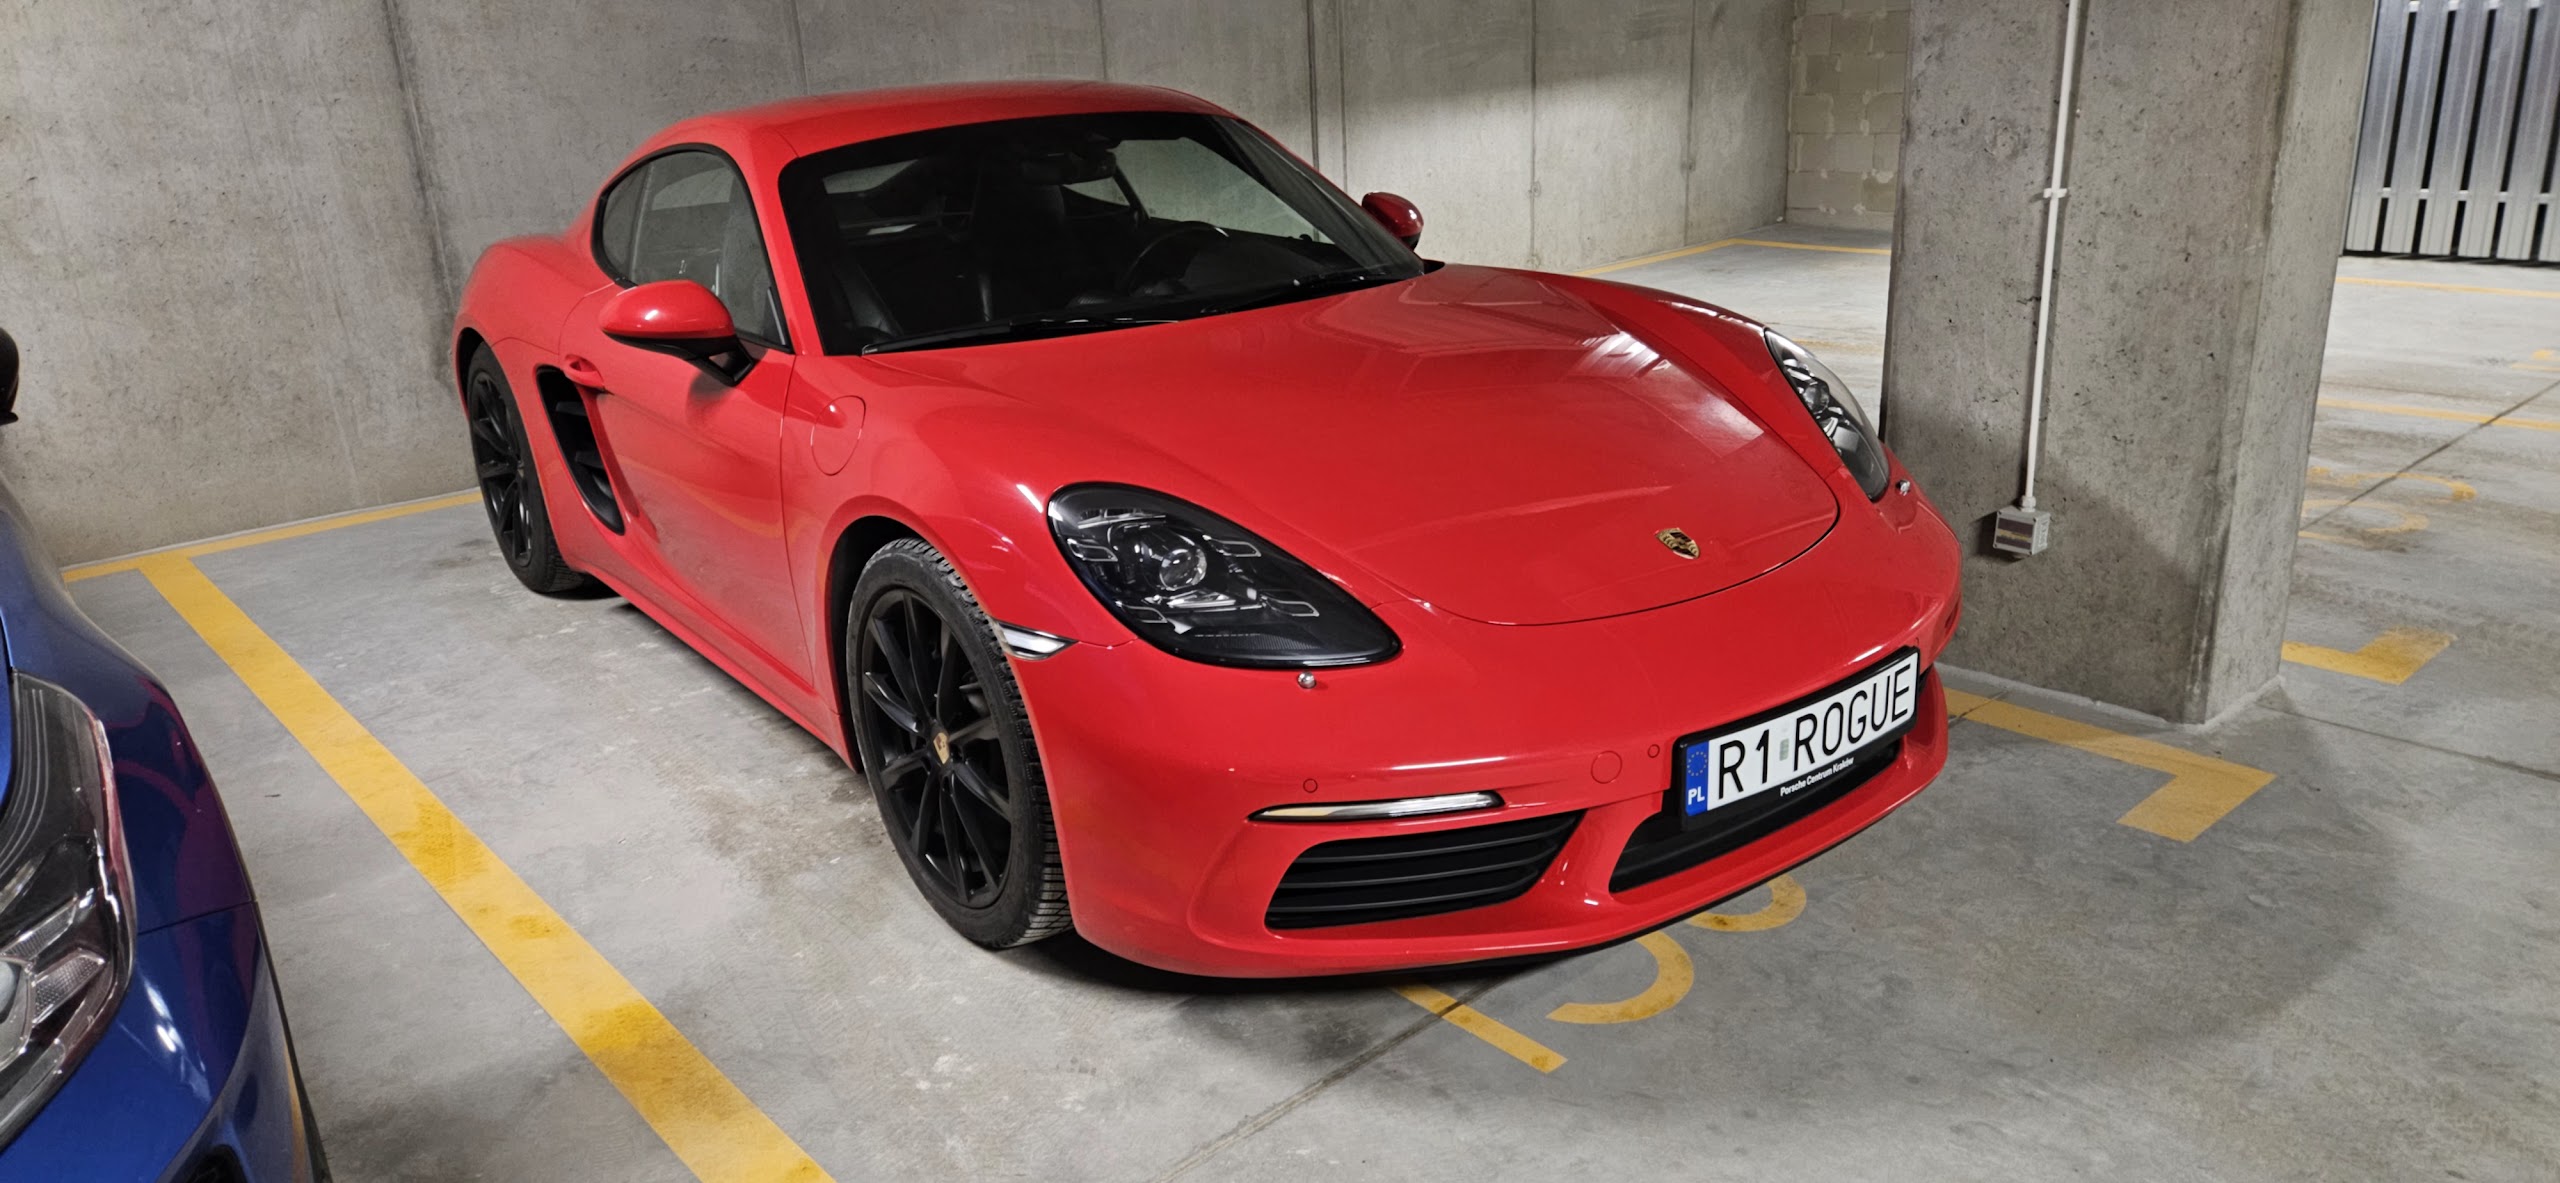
[
  {"left": 1764, "top": 330, "right": 1891, "bottom": 499},
  {"left": 1048, "top": 485, "right": 1399, "bottom": 668},
  {"left": 0, "top": 674, "right": 134, "bottom": 1147}
]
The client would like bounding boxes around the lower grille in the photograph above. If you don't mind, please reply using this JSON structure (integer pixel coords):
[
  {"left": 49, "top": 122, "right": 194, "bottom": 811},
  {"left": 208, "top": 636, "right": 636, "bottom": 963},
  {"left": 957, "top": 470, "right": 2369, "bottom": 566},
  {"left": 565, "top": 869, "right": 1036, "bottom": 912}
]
[
  {"left": 1265, "top": 811, "right": 1580, "bottom": 930},
  {"left": 1609, "top": 736, "right": 1902, "bottom": 894}
]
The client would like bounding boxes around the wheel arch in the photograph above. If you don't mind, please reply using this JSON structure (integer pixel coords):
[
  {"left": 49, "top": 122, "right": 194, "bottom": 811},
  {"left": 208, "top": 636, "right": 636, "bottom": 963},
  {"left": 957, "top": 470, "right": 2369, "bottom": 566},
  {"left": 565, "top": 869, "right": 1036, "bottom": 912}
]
[
  {"left": 823, "top": 514, "right": 928, "bottom": 758},
  {"left": 453, "top": 327, "right": 490, "bottom": 404}
]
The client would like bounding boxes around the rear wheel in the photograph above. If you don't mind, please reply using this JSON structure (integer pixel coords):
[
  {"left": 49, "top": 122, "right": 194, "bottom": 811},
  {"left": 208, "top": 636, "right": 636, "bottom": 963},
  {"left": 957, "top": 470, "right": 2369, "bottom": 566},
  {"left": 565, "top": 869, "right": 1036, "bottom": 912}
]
[
  {"left": 463, "top": 348, "right": 596, "bottom": 596},
  {"left": 847, "top": 539, "right": 1070, "bottom": 947}
]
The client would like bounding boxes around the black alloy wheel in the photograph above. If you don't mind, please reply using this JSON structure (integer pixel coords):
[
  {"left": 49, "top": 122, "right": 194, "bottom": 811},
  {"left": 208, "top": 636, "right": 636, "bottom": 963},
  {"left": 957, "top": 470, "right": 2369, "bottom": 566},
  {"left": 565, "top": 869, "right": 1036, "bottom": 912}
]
[
  {"left": 462, "top": 348, "right": 595, "bottom": 596},
  {"left": 863, "top": 587, "right": 1012, "bottom": 906},
  {"left": 465, "top": 367, "right": 533, "bottom": 567},
  {"left": 848, "top": 539, "right": 1069, "bottom": 947}
]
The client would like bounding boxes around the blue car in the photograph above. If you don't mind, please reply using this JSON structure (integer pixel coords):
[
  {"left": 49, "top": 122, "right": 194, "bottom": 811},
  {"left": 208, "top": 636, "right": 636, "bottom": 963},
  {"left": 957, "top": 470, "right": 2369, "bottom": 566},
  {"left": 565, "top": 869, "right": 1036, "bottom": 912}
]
[{"left": 0, "top": 328, "right": 324, "bottom": 1180}]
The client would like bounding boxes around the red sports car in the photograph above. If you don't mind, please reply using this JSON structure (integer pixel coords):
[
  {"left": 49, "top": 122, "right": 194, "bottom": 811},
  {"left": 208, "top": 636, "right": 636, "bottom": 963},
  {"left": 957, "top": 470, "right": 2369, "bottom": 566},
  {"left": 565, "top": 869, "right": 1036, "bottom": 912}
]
[{"left": 450, "top": 81, "right": 1959, "bottom": 977}]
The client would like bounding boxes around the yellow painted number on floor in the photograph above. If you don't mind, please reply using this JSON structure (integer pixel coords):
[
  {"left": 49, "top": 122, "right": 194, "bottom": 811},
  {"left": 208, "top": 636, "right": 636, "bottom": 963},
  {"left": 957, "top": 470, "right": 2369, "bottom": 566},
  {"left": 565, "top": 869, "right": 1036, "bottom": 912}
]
[
  {"left": 1546, "top": 933, "right": 1694, "bottom": 1025},
  {"left": 1689, "top": 874, "right": 1807, "bottom": 932},
  {"left": 1391, "top": 984, "right": 1567, "bottom": 1072}
]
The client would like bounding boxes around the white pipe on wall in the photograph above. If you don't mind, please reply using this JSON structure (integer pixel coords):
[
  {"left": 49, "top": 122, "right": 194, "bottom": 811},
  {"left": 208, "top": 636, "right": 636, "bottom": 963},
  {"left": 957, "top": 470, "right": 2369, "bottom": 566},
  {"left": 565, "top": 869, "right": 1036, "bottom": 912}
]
[{"left": 2019, "top": 0, "right": 2089, "bottom": 513}]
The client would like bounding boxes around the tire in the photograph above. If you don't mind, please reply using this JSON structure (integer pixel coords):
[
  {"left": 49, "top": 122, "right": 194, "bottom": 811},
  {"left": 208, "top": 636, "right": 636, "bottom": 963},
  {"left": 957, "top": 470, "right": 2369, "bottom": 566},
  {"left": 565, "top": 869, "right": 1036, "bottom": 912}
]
[
  {"left": 847, "top": 538, "right": 1071, "bottom": 948},
  {"left": 463, "top": 347, "right": 597, "bottom": 596},
  {"left": 299, "top": 1071, "right": 333, "bottom": 1183},
  {"left": 269, "top": 960, "right": 332, "bottom": 1182}
]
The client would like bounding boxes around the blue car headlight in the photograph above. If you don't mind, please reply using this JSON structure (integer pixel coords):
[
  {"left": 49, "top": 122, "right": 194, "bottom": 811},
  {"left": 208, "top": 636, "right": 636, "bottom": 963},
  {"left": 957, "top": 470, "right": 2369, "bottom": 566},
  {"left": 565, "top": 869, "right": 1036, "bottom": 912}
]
[{"left": 0, "top": 674, "right": 135, "bottom": 1148}]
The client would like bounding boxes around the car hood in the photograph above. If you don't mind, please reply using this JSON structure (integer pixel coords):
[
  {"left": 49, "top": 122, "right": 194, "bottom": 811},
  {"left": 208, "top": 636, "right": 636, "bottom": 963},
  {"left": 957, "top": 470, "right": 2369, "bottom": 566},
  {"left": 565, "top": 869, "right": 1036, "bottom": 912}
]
[{"left": 866, "top": 265, "right": 1840, "bottom": 626}]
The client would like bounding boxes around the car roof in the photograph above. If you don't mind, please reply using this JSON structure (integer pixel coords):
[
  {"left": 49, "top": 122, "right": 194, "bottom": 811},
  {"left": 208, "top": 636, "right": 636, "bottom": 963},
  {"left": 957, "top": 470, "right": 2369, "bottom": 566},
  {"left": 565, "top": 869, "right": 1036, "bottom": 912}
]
[{"left": 643, "top": 80, "right": 1237, "bottom": 162}]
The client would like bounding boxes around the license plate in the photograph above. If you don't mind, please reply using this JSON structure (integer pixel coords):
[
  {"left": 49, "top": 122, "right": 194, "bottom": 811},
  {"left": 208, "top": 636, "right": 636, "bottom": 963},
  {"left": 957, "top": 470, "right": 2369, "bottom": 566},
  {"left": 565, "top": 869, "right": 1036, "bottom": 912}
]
[{"left": 1679, "top": 651, "right": 1921, "bottom": 818}]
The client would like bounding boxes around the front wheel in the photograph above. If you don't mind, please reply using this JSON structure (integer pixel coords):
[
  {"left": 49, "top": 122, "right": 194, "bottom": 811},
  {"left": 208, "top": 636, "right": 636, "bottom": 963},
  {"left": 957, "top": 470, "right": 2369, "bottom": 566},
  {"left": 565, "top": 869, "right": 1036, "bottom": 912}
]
[
  {"left": 463, "top": 347, "right": 596, "bottom": 596},
  {"left": 847, "top": 539, "right": 1070, "bottom": 948}
]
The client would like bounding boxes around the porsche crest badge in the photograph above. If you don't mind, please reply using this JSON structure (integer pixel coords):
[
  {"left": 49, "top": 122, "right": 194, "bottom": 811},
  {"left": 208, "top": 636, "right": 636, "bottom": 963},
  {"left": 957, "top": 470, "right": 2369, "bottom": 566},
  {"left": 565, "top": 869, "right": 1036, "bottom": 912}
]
[{"left": 1656, "top": 527, "right": 1701, "bottom": 559}]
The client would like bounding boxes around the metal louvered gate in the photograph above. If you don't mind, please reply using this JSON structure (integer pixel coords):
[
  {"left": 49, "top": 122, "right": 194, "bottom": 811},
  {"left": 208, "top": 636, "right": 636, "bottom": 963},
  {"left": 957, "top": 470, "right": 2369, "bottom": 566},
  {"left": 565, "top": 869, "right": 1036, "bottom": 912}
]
[{"left": 2346, "top": 0, "right": 2560, "bottom": 262}]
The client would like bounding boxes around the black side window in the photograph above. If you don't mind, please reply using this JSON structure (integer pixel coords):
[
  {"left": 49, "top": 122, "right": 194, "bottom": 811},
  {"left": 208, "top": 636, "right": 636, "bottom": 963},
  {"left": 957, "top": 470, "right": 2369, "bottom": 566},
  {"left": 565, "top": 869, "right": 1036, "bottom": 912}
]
[
  {"left": 596, "top": 151, "right": 786, "bottom": 347},
  {"left": 596, "top": 170, "right": 644, "bottom": 279}
]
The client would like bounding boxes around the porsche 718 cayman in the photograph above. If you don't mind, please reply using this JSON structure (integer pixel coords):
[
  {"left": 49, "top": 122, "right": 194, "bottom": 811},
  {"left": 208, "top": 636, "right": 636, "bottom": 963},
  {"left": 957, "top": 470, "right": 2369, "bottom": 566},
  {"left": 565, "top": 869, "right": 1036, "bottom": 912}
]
[{"left": 449, "top": 82, "right": 1961, "bottom": 977}]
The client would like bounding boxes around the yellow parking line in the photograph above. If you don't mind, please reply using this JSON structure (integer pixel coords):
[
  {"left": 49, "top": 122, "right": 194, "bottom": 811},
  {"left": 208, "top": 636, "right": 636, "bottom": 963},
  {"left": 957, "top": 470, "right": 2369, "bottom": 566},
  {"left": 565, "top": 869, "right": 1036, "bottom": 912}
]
[
  {"left": 1577, "top": 235, "right": 1896, "bottom": 276},
  {"left": 2336, "top": 275, "right": 2560, "bottom": 300},
  {"left": 2283, "top": 627, "right": 2454, "bottom": 685},
  {"left": 1390, "top": 984, "right": 1566, "bottom": 1072},
  {"left": 2318, "top": 397, "right": 2560, "bottom": 432},
  {"left": 1546, "top": 933, "right": 1694, "bottom": 1024},
  {"left": 1577, "top": 238, "right": 1739, "bottom": 275},
  {"left": 1943, "top": 689, "right": 2274, "bottom": 842},
  {"left": 66, "top": 490, "right": 479, "bottom": 582},
  {"left": 1725, "top": 238, "right": 1894, "bottom": 256},
  {"left": 136, "top": 555, "right": 830, "bottom": 1183},
  {"left": 1688, "top": 874, "right": 1807, "bottom": 932}
]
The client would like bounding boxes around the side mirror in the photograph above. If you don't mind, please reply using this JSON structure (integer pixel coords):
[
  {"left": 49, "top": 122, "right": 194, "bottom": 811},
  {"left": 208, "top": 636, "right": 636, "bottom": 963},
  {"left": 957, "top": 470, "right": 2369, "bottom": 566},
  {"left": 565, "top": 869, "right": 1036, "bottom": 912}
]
[
  {"left": 0, "top": 328, "right": 18, "bottom": 425},
  {"left": 600, "top": 280, "right": 751, "bottom": 382},
  {"left": 1360, "top": 192, "right": 1424, "bottom": 250}
]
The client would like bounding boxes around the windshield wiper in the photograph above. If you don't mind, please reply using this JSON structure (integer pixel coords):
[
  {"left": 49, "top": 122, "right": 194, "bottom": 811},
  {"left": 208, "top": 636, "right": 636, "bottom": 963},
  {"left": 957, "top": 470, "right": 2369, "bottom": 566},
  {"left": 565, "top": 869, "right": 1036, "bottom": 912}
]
[
  {"left": 861, "top": 313, "right": 1175, "bottom": 355},
  {"left": 1194, "top": 265, "right": 1411, "bottom": 316}
]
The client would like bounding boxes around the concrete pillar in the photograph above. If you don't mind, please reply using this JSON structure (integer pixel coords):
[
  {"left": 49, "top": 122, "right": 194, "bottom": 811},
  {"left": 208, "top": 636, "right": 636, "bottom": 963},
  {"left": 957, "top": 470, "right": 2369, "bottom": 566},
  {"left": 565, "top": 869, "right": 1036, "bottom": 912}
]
[{"left": 1881, "top": 0, "right": 2369, "bottom": 721}]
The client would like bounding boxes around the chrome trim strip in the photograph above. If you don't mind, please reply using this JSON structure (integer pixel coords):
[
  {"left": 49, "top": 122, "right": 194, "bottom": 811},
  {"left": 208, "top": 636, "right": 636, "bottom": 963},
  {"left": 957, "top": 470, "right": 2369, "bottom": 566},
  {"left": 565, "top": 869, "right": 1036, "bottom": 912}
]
[{"left": 1253, "top": 791, "right": 1503, "bottom": 822}]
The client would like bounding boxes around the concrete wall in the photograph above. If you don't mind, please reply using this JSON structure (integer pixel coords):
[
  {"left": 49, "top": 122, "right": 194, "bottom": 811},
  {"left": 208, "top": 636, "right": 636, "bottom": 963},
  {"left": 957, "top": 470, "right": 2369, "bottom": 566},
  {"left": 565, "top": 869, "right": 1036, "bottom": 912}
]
[
  {"left": 1787, "top": 0, "right": 1907, "bottom": 229},
  {"left": 0, "top": 0, "right": 1792, "bottom": 563},
  {"left": 1881, "top": 0, "right": 2366, "bottom": 721},
  {"left": 1692, "top": 0, "right": 1799, "bottom": 243},
  {"left": 0, "top": 0, "right": 456, "bottom": 561}
]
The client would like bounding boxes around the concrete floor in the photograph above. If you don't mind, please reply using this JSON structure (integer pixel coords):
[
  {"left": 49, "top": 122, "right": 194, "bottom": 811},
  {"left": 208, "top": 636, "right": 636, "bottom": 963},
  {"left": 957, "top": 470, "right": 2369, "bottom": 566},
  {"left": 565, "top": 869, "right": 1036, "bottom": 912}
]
[{"left": 67, "top": 228, "right": 2559, "bottom": 1181}]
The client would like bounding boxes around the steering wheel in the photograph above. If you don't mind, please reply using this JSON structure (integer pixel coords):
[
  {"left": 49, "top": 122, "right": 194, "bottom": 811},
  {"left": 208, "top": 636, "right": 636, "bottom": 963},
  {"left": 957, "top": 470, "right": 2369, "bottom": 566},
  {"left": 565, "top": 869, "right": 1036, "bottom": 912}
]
[{"left": 1117, "top": 222, "right": 1230, "bottom": 293}]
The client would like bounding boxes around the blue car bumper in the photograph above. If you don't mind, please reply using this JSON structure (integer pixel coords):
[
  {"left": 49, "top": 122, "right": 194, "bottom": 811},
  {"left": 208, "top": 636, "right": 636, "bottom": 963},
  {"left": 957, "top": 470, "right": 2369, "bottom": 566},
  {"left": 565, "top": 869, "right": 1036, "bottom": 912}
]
[{"left": 0, "top": 905, "right": 315, "bottom": 1183}]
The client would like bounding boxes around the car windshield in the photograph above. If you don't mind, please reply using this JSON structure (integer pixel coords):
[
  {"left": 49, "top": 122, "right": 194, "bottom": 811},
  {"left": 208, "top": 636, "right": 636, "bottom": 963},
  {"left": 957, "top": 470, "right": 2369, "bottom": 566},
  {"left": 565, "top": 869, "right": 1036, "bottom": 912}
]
[{"left": 777, "top": 111, "right": 1425, "bottom": 354}]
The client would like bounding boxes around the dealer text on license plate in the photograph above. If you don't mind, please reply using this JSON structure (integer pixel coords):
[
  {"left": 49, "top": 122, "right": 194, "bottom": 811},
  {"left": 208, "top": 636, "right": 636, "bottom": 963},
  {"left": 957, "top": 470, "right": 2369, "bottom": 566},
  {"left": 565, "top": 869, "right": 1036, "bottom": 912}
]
[{"left": 1682, "top": 652, "right": 1920, "bottom": 817}]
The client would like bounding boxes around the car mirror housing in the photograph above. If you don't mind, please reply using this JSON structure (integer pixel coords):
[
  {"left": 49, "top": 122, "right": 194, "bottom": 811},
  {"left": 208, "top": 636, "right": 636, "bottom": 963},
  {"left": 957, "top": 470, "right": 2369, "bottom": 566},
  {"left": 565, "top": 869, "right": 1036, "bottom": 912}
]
[
  {"left": 600, "top": 280, "right": 751, "bottom": 382},
  {"left": 1360, "top": 192, "right": 1424, "bottom": 250}
]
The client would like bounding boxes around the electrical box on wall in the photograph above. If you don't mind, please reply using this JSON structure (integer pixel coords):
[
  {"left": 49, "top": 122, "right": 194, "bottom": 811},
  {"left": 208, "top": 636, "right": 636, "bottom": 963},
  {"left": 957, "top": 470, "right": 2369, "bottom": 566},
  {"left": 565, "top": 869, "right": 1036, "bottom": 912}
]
[{"left": 1993, "top": 506, "right": 2051, "bottom": 557}]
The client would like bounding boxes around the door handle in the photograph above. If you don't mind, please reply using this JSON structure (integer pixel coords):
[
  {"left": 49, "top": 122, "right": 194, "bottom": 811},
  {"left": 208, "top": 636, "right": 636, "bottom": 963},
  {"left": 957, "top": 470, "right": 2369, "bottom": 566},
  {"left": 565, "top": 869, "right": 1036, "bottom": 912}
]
[{"left": 563, "top": 355, "right": 607, "bottom": 389}]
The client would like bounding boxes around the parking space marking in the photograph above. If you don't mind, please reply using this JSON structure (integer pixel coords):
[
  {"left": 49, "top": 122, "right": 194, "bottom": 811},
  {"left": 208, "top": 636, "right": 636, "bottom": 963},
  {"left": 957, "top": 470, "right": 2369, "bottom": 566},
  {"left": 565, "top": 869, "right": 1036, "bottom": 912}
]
[
  {"left": 2317, "top": 397, "right": 2560, "bottom": 433},
  {"left": 1689, "top": 873, "right": 1807, "bottom": 932},
  {"left": 1943, "top": 689, "right": 2275, "bottom": 842},
  {"left": 135, "top": 554, "right": 831, "bottom": 1183},
  {"left": 1726, "top": 237, "right": 1893, "bottom": 256},
  {"left": 2297, "top": 498, "right": 2430, "bottom": 546},
  {"left": 1576, "top": 235, "right": 1893, "bottom": 276},
  {"left": 1577, "top": 237, "right": 1745, "bottom": 274},
  {"left": 1391, "top": 984, "right": 1567, "bottom": 1072},
  {"left": 1546, "top": 933, "right": 1694, "bottom": 1025},
  {"left": 2300, "top": 470, "right": 2478, "bottom": 548},
  {"left": 2284, "top": 627, "right": 2455, "bottom": 685},
  {"left": 65, "top": 490, "right": 479, "bottom": 582}
]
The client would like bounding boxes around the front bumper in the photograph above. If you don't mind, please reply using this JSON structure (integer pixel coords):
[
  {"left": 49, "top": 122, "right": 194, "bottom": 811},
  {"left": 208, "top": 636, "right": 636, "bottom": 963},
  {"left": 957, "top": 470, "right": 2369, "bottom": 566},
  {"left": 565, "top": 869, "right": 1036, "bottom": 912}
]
[
  {"left": 0, "top": 905, "right": 314, "bottom": 1183},
  {"left": 1013, "top": 488, "right": 1961, "bottom": 977}
]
